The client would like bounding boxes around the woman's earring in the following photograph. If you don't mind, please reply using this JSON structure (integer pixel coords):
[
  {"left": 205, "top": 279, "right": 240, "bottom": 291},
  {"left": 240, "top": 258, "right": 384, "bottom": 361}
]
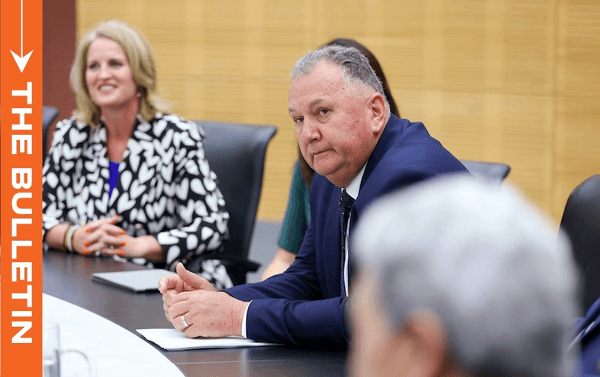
[{"left": 137, "top": 92, "right": 142, "bottom": 98}]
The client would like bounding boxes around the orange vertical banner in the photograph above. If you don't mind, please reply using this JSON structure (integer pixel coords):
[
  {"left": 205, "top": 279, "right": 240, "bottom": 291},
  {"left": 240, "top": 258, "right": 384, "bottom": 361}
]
[{"left": 1, "top": 0, "right": 43, "bottom": 375}]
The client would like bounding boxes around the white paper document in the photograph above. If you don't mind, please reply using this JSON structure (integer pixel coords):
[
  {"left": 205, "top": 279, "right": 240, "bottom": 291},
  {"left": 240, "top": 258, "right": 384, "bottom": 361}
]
[{"left": 137, "top": 328, "right": 279, "bottom": 350}]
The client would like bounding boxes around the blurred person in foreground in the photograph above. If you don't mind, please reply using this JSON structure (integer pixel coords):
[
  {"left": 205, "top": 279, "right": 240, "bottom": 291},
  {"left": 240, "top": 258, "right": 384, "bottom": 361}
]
[
  {"left": 350, "top": 175, "right": 579, "bottom": 377},
  {"left": 160, "top": 44, "right": 467, "bottom": 347},
  {"left": 261, "top": 37, "right": 401, "bottom": 280},
  {"left": 42, "top": 20, "right": 232, "bottom": 288}
]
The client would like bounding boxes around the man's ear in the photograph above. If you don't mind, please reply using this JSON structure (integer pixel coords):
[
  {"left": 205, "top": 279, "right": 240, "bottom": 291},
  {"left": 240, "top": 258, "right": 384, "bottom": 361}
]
[
  {"left": 367, "top": 92, "right": 387, "bottom": 135},
  {"left": 383, "top": 310, "right": 448, "bottom": 377}
]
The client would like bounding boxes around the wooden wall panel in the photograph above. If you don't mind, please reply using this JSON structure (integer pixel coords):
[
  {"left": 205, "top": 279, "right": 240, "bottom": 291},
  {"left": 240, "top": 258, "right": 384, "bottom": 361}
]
[
  {"left": 76, "top": 0, "right": 599, "bottom": 223},
  {"left": 554, "top": 0, "right": 600, "bottom": 220}
]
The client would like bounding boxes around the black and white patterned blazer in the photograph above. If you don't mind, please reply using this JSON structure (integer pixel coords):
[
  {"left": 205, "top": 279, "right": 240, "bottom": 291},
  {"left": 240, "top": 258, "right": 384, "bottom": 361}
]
[{"left": 42, "top": 113, "right": 233, "bottom": 288}]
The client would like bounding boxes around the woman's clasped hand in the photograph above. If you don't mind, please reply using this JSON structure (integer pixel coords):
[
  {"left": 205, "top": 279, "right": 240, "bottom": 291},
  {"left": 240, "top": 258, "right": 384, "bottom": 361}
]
[{"left": 69, "top": 214, "right": 160, "bottom": 259}]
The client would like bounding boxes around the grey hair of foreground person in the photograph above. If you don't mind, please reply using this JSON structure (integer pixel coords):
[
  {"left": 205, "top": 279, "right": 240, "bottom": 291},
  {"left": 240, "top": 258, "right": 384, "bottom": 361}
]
[
  {"left": 352, "top": 175, "right": 579, "bottom": 377},
  {"left": 290, "top": 45, "right": 390, "bottom": 115}
]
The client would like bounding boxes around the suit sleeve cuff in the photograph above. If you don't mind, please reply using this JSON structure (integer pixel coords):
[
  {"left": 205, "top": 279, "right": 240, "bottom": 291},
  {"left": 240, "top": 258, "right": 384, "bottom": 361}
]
[{"left": 242, "top": 300, "right": 252, "bottom": 338}]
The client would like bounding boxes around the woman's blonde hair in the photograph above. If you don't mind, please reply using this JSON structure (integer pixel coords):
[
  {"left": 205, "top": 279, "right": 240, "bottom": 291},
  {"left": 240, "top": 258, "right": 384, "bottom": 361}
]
[{"left": 70, "top": 19, "right": 167, "bottom": 126}]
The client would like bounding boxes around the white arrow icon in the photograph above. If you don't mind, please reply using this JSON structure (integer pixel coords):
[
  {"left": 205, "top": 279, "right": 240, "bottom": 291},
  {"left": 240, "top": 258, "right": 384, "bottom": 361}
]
[{"left": 10, "top": 0, "right": 33, "bottom": 73}]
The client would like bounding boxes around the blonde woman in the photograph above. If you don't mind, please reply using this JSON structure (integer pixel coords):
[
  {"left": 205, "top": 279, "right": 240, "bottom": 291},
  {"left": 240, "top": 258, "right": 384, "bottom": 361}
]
[{"left": 43, "top": 20, "right": 232, "bottom": 288}]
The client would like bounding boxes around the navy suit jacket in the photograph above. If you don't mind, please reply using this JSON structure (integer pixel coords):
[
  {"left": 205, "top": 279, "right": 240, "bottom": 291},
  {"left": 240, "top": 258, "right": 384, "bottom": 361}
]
[{"left": 226, "top": 115, "right": 468, "bottom": 348}]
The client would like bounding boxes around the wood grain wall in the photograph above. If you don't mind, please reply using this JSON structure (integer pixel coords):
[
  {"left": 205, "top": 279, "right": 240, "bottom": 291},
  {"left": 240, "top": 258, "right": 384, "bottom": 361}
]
[{"left": 77, "top": 0, "right": 600, "bottom": 223}]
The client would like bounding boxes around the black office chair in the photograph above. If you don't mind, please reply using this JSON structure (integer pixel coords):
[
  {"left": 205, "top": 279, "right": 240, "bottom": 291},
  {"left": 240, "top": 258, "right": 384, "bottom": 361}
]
[
  {"left": 187, "top": 121, "right": 277, "bottom": 285},
  {"left": 559, "top": 175, "right": 600, "bottom": 313},
  {"left": 460, "top": 160, "right": 511, "bottom": 183},
  {"left": 43, "top": 106, "right": 60, "bottom": 162}
]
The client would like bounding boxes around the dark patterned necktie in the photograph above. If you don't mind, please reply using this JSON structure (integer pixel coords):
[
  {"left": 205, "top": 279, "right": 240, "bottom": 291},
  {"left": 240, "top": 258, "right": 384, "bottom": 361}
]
[{"left": 339, "top": 189, "right": 355, "bottom": 297}]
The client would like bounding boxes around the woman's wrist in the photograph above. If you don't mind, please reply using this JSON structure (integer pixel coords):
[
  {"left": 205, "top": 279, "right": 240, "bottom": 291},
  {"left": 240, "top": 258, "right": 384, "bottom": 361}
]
[
  {"left": 134, "top": 235, "right": 165, "bottom": 262},
  {"left": 45, "top": 223, "right": 72, "bottom": 252}
]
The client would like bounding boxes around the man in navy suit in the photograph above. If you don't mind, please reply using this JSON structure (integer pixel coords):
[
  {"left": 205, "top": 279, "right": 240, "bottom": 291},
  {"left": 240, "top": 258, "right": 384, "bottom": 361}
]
[{"left": 159, "top": 45, "right": 467, "bottom": 348}]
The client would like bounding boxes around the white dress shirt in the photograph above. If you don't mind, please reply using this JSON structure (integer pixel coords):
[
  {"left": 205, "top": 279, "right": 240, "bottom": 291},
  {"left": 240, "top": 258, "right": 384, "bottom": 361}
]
[{"left": 341, "top": 164, "right": 365, "bottom": 296}]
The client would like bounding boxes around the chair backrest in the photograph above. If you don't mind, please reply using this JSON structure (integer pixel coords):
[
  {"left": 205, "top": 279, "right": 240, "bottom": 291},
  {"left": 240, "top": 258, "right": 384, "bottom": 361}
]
[
  {"left": 559, "top": 175, "right": 600, "bottom": 313},
  {"left": 460, "top": 160, "right": 511, "bottom": 183},
  {"left": 43, "top": 106, "right": 60, "bottom": 162},
  {"left": 194, "top": 121, "right": 277, "bottom": 263}
]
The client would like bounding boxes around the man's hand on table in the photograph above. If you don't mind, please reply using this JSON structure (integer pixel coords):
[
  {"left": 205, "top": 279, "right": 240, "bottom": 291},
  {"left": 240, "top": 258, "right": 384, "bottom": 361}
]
[{"left": 159, "top": 263, "right": 249, "bottom": 338}]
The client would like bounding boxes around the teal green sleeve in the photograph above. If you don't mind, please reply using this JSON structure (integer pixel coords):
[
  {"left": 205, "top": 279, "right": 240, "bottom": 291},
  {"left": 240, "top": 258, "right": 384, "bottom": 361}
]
[{"left": 277, "top": 162, "right": 311, "bottom": 254}]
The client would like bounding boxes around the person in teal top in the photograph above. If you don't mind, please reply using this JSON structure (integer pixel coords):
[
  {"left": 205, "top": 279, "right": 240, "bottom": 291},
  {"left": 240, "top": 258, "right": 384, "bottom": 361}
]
[
  {"left": 277, "top": 162, "right": 312, "bottom": 254},
  {"left": 261, "top": 162, "right": 311, "bottom": 279},
  {"left": 261, "top": 38, "right": 401, "bottom": 280}
]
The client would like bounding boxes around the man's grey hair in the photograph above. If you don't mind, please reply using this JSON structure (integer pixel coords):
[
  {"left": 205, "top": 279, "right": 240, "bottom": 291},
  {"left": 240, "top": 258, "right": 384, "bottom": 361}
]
[
  {"left": 290, "top": 45, "right": 389, "bottom": 111},
  {"left": 353, "top": 175, "right": 578, "bottom": 377}
]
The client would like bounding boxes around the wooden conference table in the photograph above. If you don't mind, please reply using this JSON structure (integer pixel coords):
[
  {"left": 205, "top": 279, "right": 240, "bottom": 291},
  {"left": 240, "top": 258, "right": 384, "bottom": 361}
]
[{"left": 43, "top": 252, "right": 348, "bottom": 377}]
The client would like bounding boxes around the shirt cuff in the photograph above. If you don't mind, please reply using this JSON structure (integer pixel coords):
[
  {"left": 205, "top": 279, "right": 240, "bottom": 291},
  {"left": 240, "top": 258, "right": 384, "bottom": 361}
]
[{"left": 241, "top": 300, "right": 252, "bottom": 338}]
